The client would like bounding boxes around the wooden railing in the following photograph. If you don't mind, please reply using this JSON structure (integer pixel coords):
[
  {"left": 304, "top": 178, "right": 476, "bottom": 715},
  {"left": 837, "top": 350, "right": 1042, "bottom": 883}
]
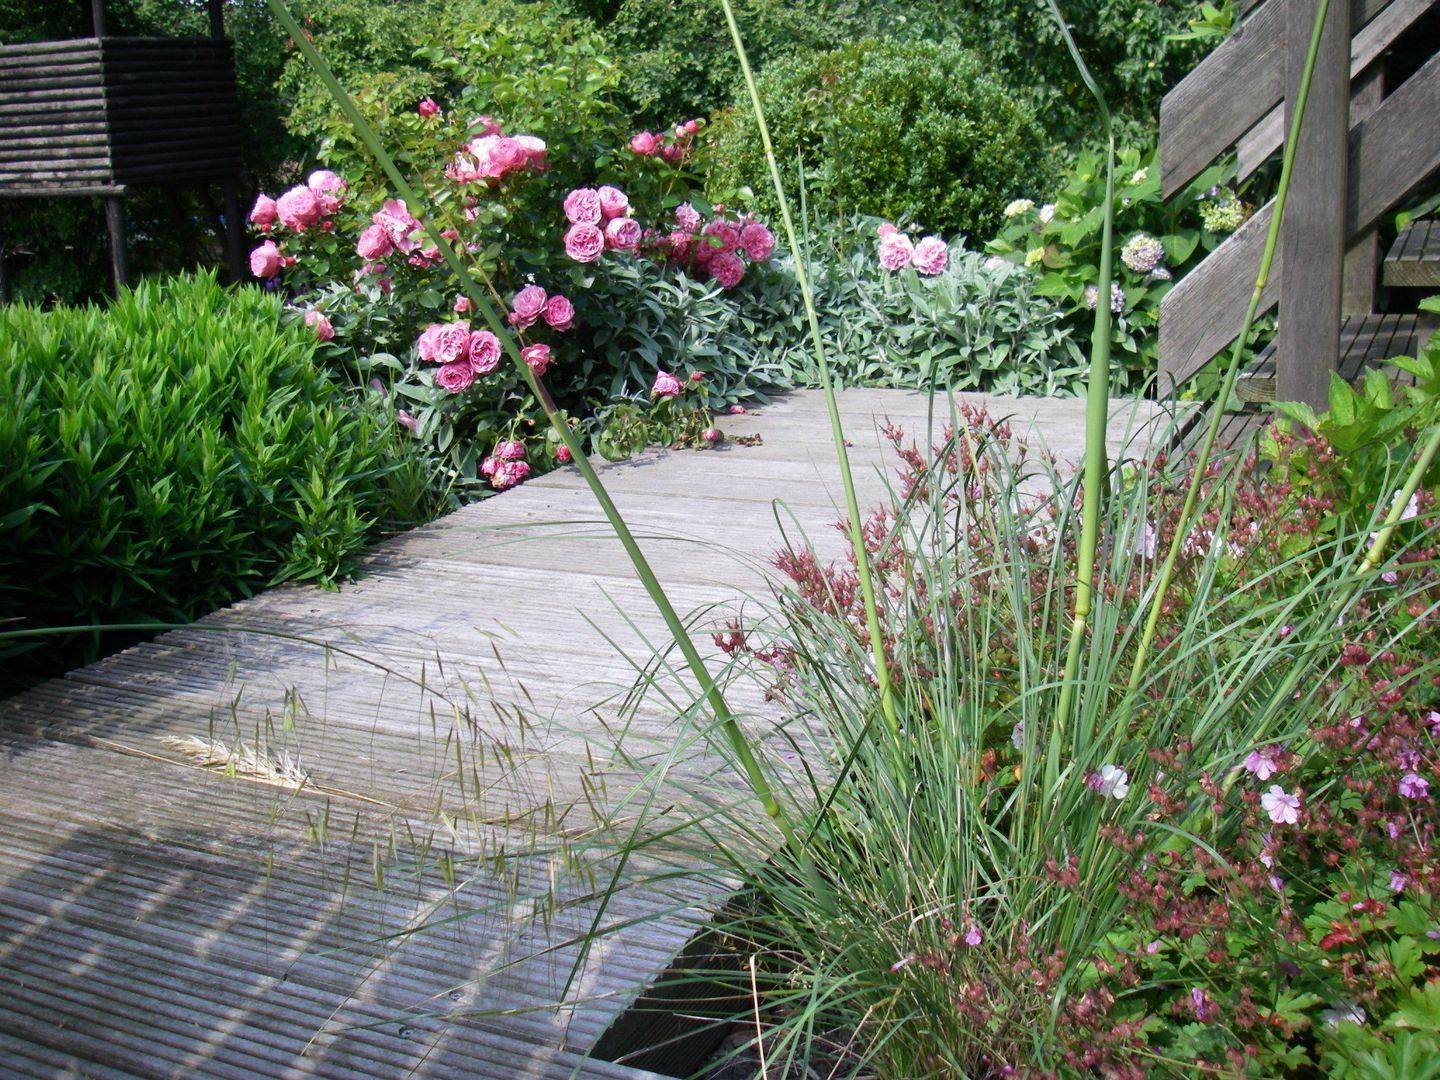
[{"left": 1157, "top": 0, "right": 1440, "bottom": 405}]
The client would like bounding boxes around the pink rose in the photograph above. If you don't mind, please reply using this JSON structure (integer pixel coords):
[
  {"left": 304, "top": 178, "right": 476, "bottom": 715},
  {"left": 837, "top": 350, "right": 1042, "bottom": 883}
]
[
  {"left": 303, "top": 309, "right": 333, "bottom": 342},
  {"left": 355, "top": 223, "right": 393, "bottom": 261},
  {"left": 701, "top": 219, "right": 738, "bottom": 254},
  {"left": 563, "top": 223, "right": 605, "bottom": 263},
  {"left": 275, "top": 185, "right": 322, "bottom": 232},
  {"left": 249, "top": 240, "right": 282, "bottom": 278},
  {"left": 434, "top": 321, "right": 471, "bottom": 364},
  {"left": 453, "top": 295, "right": 471, "bottom": 313},
  {"left": 307, "top": 169, "right": 345, "bottom": 194},
  {"left": 469, "top": 115, "right": 502, "bottom": 136},
  {"left": 876, "top": 222, "right": 898, "bottom": 237},
  {"left": 512, "top": 134, "right": 547, "bottom": 168},
  {"left": 666, "top": 229, "right": 694, "bottom": 263},
  {"left": 651, "top": 370, "right": 682, "bottom": 397},
  {"left": 435, "top": 361, "right": 474, "bottom": 394},
  {"left": 604, "top": 216, "right": 641, "bottom": 251},
  {"left": 597, "top": 185, "right": 630, "bottom": 219},
  {"left": 396, "top": 409, "right": 418, "bottom": 433},
  {"left": 373, "top": 198, "right": 421, "bottom": 253},
  {"left": 629, "top": 131, "right": 659, "bottom": 155},
  {"left": 738, "top": 221, "right": 775, "bottom": 262},
  {"left": 542, "top": 294, "right": 574, "bottom": 331},
  {"left": 249, "top": 194, "right": 277, "bottom": 227},
  {"left": 488, "top": 136, "right": 524, "bottom": 176},
  {"left": 675, "top": 203, "right": 702, "bottom": 232},
  {"left": 563, "top": 188, "right": 602, "bottom": 226},
  {"left": 490, "top": 459, "right": 530, "bottom": 491},
  {"left": 709, "top": 251, "right": 745, "bottom": 289},
  {"left": 554, "top": 443, "right": 572, "bottom": 463},
  {"left": 521, "top": 343, "right": 552, "bottom": 375},
  {"left": 877, "top": 232, "right": 914, "bottom": 271},
  {"left": 911, "top": 236, "right": 949, "bottom": 276},
  {"left": 510, "top": 284, "right": 548, "bottom": 328},
  {"left": 417, "top": 97, "right": 440, "bottom": 117},
  {"left": 415, "top": 323, "right": 447, "bottom": 363},
  {"left": 468, "top": 331, "right": 501, "bottom": 374},
  {"left": 495, "top": 440, "right": 526, "bottom": 461}
]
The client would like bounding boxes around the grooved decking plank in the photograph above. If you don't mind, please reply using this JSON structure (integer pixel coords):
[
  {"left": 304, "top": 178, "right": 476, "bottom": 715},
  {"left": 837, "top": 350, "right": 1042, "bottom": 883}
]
[
  {"left": 0, "top": 389, "right": 1172, "bottom": 1079},
  {"left": 1384, "top": 220, "right": 1440, "bottom": 287}
]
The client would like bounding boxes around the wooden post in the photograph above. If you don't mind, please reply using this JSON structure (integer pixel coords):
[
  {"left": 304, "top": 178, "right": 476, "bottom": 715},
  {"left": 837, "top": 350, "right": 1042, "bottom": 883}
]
[
  {"left": 207, "top": 0, "right": 224, "bottom": 39},
  {"left": 222, "top": 178, "right": 246, "bottom": 282},
  {"left": 105, "top": 195, "right": 128, "bottom": 292},
  {"left": 89, "top": 0, "right": 106, "bottom": 36},
  {"left": 1277, "top": 0, "right": 1350, "bottom": 407},
  {"left": 1341, "top": 67, "right": 1384, "bottom": 315}
]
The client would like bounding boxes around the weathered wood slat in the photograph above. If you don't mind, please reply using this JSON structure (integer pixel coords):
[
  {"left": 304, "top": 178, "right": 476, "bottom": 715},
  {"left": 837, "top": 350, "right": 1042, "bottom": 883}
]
[
  {"left": 1383, "top": 220, "right": 1440, "bottom": 286},
  {"left": 0, "top": 39, "right": 104, "bottom": 59},
  {"left": 1236, "top": 0, "right": 1436, "bottom": 180},
  {"left": 1235, "top": 313, "right": 1434, "bottom": 401},
  {"left": 1348, "top": 48, "right": 1440, "bottom": 237}
]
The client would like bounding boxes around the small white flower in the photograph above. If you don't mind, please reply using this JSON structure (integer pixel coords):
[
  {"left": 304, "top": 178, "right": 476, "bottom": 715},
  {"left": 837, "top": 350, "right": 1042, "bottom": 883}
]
[
  {"left": 1321, "top": 1001, "right": 1366, "bottom": 1027},
  {"left": 1003, "top": 198, "right": 1034, "bottom": 218},
  {"left": 1128, "top": 168, "right": 1148, "bottom": 185},
  {"left": 1134, "top": 520, "right": 1158, "bottom": 559},
  {"left": 1038, "top": 203, "right": 1056, "bottom": 224},
  {"left": 1261, "top": 785, "right": 1301, "bottom": 825},
  {"left": 1011, "top": 722, "right": 1025, "bottom": 750},
  {"left": 1095, "top": 764, "right": 1129, "bottom": 800}
]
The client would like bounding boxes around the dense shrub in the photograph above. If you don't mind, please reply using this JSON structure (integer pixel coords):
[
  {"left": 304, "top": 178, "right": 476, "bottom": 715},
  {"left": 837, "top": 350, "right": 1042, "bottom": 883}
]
[
  {"left": 0, "top": 272, "right": 430, "bottom": 687},
  {"left": 711, "top": 39, "right": 1049, "bottom": 240}
]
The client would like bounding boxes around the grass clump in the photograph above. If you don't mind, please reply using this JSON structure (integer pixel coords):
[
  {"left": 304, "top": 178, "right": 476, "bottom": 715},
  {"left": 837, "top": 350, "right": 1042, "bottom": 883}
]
[{"left": 0, "top": 270, "right": 436, "bottom": 687}]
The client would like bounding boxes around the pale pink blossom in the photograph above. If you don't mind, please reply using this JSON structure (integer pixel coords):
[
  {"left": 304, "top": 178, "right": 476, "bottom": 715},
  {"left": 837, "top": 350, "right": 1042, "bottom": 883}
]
[
  {"left": 563, "top": 187, "right": 602, "bottom": 225},
  {"left": 303, "top": 309, "right": 333, "bottom": 342},
  {"left": 249, "top": 193, "right": 277, "bottom": 227},
  {"left": 604, "top": 217, "right": 642, "bottom": 251},
  {"left": 469, "top": 115, "right": 501, "bottom": 136},
  {"left": 373, "top": 199, "right": 421, "bottom": 253},
  {"left": 597, "top": 185, "right": 630, "bottom": 219},
  {"left": 355, "top": 224, "right": 393, "bottom": 261},
  {"left": 510, "top": 284, "right": 548, "bottom": 328},
  {"left": 512, "top": 134, "right": 547, "bottom": 168},
  {"left": 542, "top": 294, "right": 574, "bottom": 331},
  {"left": 1089, "top": 764, "right": 1129, "bottom": 800},
  {"left": 675, "top": 203, "right": 701, "bottom": 231},
  {"left": 876, "top": 222, "right": 898, "bottom": 237},
  {"left": 652, "top": 370, "right": 682, "bottom": 397},
  {"left": 521, "top": 343, "right": 552, "bottom": 375},
  {"left": 396, "top": 409, "right": 417, "bottom": 433},
  {"left": 306, "top": 170, "right": 346, "bottom": 214},
  {"left": 468, "top": 331, "right": 501, "bottom": 374},
  {"left": 1243, "top": 748, "right": 1280, "bottom": 781},
  {"left": 1399, "top": 773, "right": 1430, "bottom": 800},
  {"left": 435, "top": 361, "right": 474, "bottom": 393},
  {"left": 434, "top": 321, "right": 471, "bottom": 365},
  {"left": 494, "top": 440, "right": 525, "bottom": 461},
  {"left": 1261, "top": 785, "right": 1301, "bottom": 824},
  {"left": 249, "top": 240, "right": 282, "bottom": 278},
  {"left": 275, "top": 185, "right": 322, "bottom": 232},
  {"left": 962, "top": 925, "right": 982, "bottom": 947},
  {"left": 564, "top": 223, "right": 605, "bottom": 263},
  {"left": 911, "top": 236, "right": 949, "bottom": 276},
  {"left": 878, "top": 232, "right": 914, "bottom": 271},
  {"left": 453, "top": 295, "right": 471, "bottom": 314},
  {"left": 416, "top": 323, "right": 446, "bottom": 363}
]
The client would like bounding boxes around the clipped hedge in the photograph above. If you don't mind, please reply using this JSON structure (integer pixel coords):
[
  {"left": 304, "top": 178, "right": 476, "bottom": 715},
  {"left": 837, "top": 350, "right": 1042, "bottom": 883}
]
[
  {"left": 712, "top": 39, "right": 1049, "bottom": 240},
  {"left": 0, "top": 271, "right": 427, "bottom": 685}
]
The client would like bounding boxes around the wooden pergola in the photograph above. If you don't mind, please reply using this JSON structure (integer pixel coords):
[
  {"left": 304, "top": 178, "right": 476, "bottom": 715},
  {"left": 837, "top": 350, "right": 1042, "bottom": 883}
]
[{"left": 0, "top": 0, "right": 245, "bottom": 297}]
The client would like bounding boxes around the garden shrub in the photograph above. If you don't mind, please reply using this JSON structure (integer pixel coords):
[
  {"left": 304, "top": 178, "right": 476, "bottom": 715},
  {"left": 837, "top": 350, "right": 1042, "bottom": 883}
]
[
  {"left": 0, "top": 271, "right": 429, "bottom": 688},
  {"left": 711, "top": 39, "right": 1050, "bottom": 241}
]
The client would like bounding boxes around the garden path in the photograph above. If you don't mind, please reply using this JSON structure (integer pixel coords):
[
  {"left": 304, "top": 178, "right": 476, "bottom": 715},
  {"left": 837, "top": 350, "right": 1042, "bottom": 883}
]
[{"left": 0, "top": 388, "right": 1177, "bottom": 1079}]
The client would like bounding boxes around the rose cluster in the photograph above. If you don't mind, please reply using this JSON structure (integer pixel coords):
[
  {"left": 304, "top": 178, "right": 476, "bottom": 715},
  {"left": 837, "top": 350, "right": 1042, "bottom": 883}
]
[
  {"left": 649, "top": 203, "right": 776, "bottom": 290},
  {"left": 445, "top": 116, "right": 547, "bottom": 184},
  {"left": 480, "top": 439, "right": 530, "bottom": 491},
  {"left": 414, "top": 320, "right": 503, "bottom": 394},
  {"left": 876, "top": 222, "right": 949, "bottom": 275},
  {"left": 247, "top": 170, "right": 350, "bottom": 278},
  {"left": 561, "top": 185, "right": 640, "bottom": 263},
  {"left": 628, "top": 117, "right": 702, "bottom": 164}
]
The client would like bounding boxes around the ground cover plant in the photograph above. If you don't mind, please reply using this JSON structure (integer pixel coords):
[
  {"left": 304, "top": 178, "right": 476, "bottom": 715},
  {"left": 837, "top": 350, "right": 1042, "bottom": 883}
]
[
  {"left": 224, "top": 0, "right": 1440, "bottom": 1074},
  {"left": 0, "top": 271, "right": 432, "bottom": 690}
]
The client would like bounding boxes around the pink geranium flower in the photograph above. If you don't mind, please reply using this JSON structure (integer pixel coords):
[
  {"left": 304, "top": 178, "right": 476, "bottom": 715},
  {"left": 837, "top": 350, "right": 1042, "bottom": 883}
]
[
  {"left": 494, "top": 440, "right": 525, "bottom": 461},
  {"left": 700, "top": 219, "right": 738, "bottom": 254},
  {"left": 564, "top": 223, "right": 605, "bottom": 263},
  {"left": 248, "top": 240, "right": 283, "bottom": 278},
  {"left": 306, "top": 170, "right": 346, "bottom": 214},
  {"left": 652, "top": 370, "right": 682, "bottom": 397},
  {"left": 1261, "top": 785, "right": 1301, "bottom": 824},
  {"left": 1243, "top": 748, "right": 1280, "bottom": 781},
  {"left": 490, "top": 459, "right": 530, "bottom": 491},
  {"left": 1399, "top": 773, "right": 1430, "bottom": 800}
]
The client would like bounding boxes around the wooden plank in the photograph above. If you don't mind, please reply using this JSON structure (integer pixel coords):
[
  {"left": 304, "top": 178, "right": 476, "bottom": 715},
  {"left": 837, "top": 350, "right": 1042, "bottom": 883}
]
[
  {"left": 1348, "top": 49, "right": 1440, "bottom": 236},
  {"left": 1160, "top": 0, "right": 1287, "bottom": 198},
  {"left": 1236, "top": 0, "right": 1433, "bottom": 180},
  {"left": 1384, "top": 220, "right": 1440, "bottom": 286}
]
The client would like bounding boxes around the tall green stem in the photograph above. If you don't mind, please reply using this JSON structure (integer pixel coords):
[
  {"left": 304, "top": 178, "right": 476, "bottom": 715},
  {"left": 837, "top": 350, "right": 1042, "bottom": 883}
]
[
  {"left": 1050, "top": 0, "right": 1115, "bottom": 738},
  {"left": 716, "top": 0, "right": 899, "bottom": 739},
  {"left": 261, "top": 0, "right": 817, "bottom": 880},
  {"left": 1126, "top": 0, "right": 1333, "bottom": 694}
]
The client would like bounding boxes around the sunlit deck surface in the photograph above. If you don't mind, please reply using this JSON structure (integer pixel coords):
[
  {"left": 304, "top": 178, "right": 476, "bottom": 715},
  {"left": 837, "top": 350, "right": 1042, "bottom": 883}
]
[{"left": 0, "top": 389, "right": 1176, "bottom": 1079}]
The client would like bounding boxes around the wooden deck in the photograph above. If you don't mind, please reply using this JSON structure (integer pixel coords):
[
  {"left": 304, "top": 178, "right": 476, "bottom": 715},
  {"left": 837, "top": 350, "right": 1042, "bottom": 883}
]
[{"left": 0, "top": 389, "right": 1175, "bottom": 1079}]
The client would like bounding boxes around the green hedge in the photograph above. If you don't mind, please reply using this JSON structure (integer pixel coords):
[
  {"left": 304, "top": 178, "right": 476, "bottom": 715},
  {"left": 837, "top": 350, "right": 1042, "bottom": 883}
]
[
  {"left": 0, "top": 272, "right": 428, "bottom": 687},
  {"left": 712, "top": 39, "right": 1049, "bottom": 240}
]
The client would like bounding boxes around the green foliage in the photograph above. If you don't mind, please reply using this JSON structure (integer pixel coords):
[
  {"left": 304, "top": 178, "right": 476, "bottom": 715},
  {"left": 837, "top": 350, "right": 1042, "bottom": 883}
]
[
  {"left": 0, "top": 272, "right": 430, "bottom": 686},
  {"left": 779, "top": 225, "right": 1086, "bottom": 395},
  {"left": 711, "top": 38, "right": 1049, "bottom": 241},
  {"left": 985, "top": 146, "right": 1243, "bottom": 389}
]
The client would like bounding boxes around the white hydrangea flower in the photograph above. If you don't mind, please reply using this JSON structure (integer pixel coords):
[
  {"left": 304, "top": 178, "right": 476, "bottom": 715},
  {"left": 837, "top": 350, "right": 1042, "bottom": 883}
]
[{"left": 1003, "top": 198, "right": 1035, "bottom": 218}]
